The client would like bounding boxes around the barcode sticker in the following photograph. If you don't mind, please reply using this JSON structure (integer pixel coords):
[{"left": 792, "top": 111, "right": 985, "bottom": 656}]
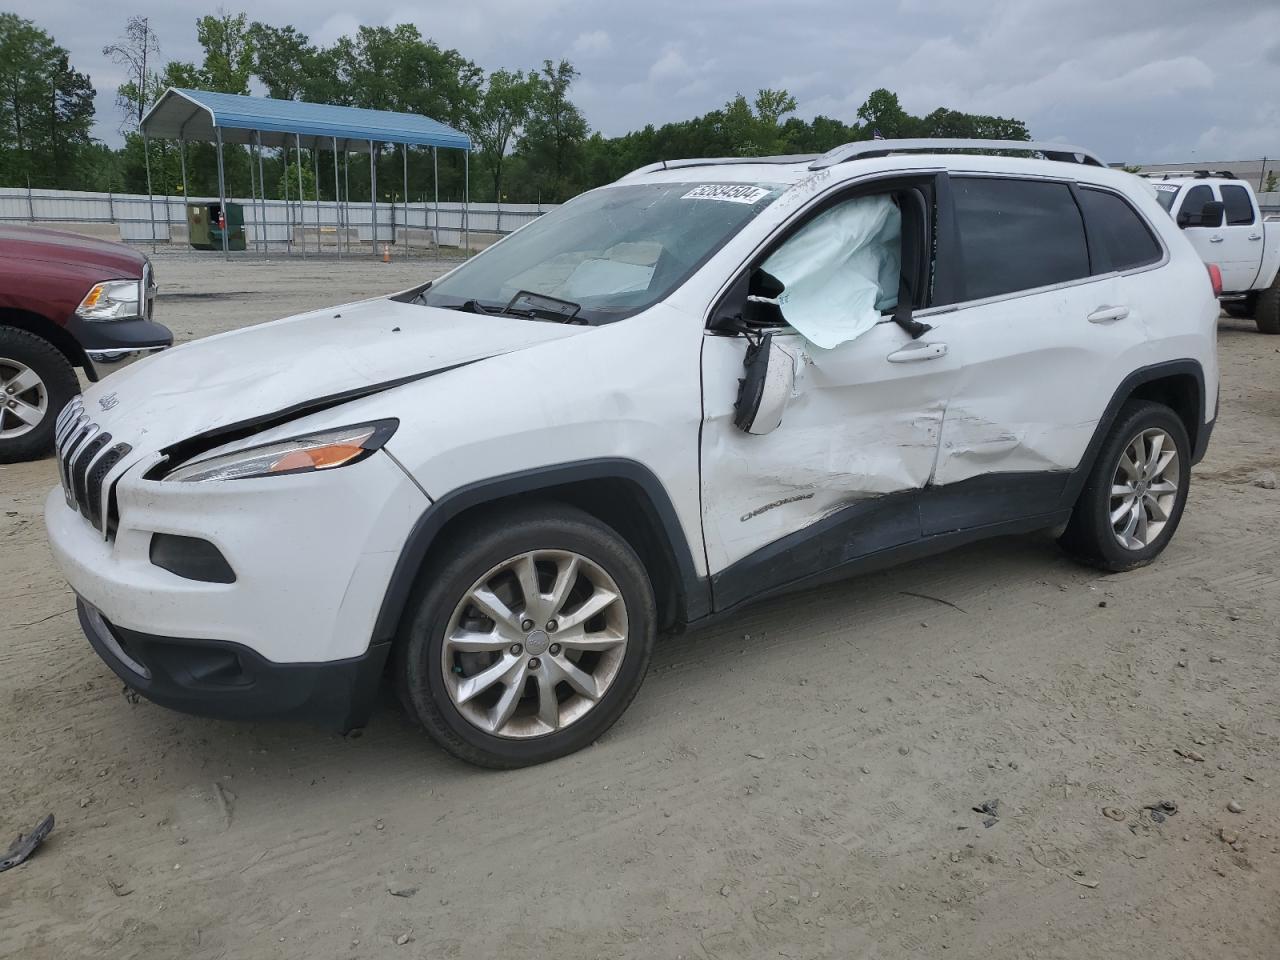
[{"left": 682, "top": 184, "right": 771, "bottom": 204}]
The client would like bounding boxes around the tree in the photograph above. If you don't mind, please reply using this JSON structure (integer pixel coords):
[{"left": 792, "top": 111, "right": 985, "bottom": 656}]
[
  {"left": 247, "top": 23, "right": 320, "bottom": 100},
  {"left": 468, "top": 69, "right": 536, "bottom": 200},
  {"left": 194, "top": 12, "right": 254, "bottom": 94},
  {"left": 103, "top": 16, "right": 161, "bottom": 132},
  {"left": 857, "top": 88, "right": 913, "bottom": 138},
  {"left": 0, "top": 14, "right": 96, "bottom": 189},
  {"left": 519, "top": 59, "right": 588, "bottom": 201}
]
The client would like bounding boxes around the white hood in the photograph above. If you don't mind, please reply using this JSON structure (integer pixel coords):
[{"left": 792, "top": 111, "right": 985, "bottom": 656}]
[{"left": 80, "top": 297, "right": 590, "bottom": 455}]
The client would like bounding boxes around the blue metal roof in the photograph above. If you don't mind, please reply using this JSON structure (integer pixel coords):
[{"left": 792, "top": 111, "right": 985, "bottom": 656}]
[{"left": 141, "top": 87, "right": 470, "bottom": 152}]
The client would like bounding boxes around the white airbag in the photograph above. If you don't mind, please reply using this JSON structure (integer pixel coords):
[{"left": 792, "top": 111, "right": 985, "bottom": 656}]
[{"left": 762, "top": 195, "right": 901, "bottom": 349}]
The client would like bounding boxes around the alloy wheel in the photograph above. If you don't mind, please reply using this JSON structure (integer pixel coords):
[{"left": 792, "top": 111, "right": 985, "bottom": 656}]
[
  {"left": 0, "top": 358, "right": 48, "bottom": 440},
  {"left": 441, "top": 550, "right": 629, "bottom": 739},
  {"left": 1109, "top": 427, "right": 1180, "bottom": 550}
]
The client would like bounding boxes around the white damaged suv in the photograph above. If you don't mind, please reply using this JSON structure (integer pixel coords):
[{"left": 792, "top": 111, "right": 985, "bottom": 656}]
[{"left": 45, "top": 139, "right": 1219, "bottom": 768}]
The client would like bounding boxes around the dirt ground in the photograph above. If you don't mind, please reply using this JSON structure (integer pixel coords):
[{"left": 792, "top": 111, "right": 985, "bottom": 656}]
[{"left": 2, "top": 253, "right": 1278, "bottom": 959}]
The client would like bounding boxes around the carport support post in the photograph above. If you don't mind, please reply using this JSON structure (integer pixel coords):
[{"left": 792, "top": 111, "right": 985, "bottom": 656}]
[
  {"left": 282, "top": 145, "right": 292, "bottom": 255},
  {"left": 369, "top": 140, "right": 378, "bottom": 258},
  {"left": 463, "top": 149, "right": 470, "bottom": 257},
  {"left": 177, "top": 137, "right": 187, "bottom": 211},
  {"left": 402, "top": 146, "right": 409, "bottom": 258},
  {"left": 432, "top": 146, "right": 439, "bottom": 255},
  {"left": 246, "top": 139, "right": 259, "bottom": 255},
  {"left": 312, "top": 147, "right": 321, "bottom": 255},
  {"left": 143, "top": 133, "right": 156, "bottom": 253},
  {"left": 343, "top": 149, "right": 351, "bottom": 257},
  {"left": 295, "top": 134, "right": 306, "bottom": 260},
  {"left": 333, "top": 137, "right": 342, "bottom": 260},
  {"left": 255, "top": 132, "right": 268, "bottom": 256},
  {"left": 215, "top": 127, "right": 229, "bottom": 260}
]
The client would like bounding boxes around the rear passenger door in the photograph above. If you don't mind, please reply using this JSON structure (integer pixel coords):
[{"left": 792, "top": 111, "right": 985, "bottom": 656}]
[
  {"left": 919, "top": 175, "right": 1155, "bottom": 535},
  {"left": 1217, "top": 183, "right": 1263, "bottom": 290}
]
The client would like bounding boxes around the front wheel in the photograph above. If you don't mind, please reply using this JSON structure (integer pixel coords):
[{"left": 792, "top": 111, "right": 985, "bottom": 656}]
[
  {"left": 395, "top": 503, "right": 656, "bottom": 768},
  {"left": 1059, "top": 401, "right": 1191, "bottom": 571},
  {"left": 1255, "top": 277, "right": 1280, "bottom": 334},
  {"left": 0, "top": 327, "right": 80, "bottom": 464}
]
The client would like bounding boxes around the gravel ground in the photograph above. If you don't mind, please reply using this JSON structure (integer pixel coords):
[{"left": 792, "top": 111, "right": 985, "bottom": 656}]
[{"left": 2, "top": 253, "right": 1278, "bottom": 959}]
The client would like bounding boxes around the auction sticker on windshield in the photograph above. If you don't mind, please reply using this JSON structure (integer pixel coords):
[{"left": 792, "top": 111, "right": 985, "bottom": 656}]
[{"left": 682, "top": 184, "right": 772, "bottom": 204}]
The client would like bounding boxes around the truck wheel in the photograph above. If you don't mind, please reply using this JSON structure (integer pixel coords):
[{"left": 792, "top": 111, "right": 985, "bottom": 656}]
[
  {"left": 0, "top": 327, "right": 79, "bottom": 464},
  {"left": 1255, "top": 278, "right": 1280, "bottom": 334},
  {"left": 395, "top": 503, "right": 657, "bottom": 768},
  {"left": 1059, "top": 401, "right": 1191, "bottom": 572}
]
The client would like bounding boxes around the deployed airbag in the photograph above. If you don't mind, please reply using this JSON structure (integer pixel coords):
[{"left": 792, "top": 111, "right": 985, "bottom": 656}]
[{"left": 762, "top": 195, "right": 901, "bottom": 349}]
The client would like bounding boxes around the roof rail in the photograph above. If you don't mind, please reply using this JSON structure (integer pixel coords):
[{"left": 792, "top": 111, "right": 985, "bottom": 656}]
[
  {"left": 808, "top": 138, "right": 1105, "bottom": 170},
  {"left": 620, "top": 154, "right": 818, "bottom": 181}
]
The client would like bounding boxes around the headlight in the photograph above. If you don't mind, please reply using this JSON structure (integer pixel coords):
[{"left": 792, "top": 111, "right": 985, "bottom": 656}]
[
  {"left": 76, "top": 279, "right": 142, "bottom": 321},
  {"left": 164, "top": 420, "right": 398, "bottom": 482}
]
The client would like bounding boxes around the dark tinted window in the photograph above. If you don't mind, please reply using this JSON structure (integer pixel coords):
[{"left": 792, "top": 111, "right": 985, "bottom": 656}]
[
  {"left": 952, "top": 178, "right": 1090, "bottom": 300},
  {"left": 1078, "top": 189, "right": 1162, "bottom": 272},
  {"left": 1179, "top": 184, "right": 1218, "bottom": 226},
  {"left": 1221, "top": 184, "right": 1255, "bottom": 226}
]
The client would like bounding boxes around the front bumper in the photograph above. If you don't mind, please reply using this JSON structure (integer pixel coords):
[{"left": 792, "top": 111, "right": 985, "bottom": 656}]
[
  {"left": 64, "top": 315, "right": 173, "bottom": 382},
  {"left": 46, "top": 449, "right": 430, "bottom": 687},
  {"left": 78, "top": 599, "right": 389, "bottom": 729}
]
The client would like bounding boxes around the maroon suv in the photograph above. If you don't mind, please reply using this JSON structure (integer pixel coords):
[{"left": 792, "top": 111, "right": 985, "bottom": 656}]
[{"left": 0, "top": 226, "right": 171, "bottom": 462}]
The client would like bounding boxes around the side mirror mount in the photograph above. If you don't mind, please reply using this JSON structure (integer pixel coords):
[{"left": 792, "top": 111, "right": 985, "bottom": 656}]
[
  {"left": 734, "top": 332, "right": 795, "bottom": 435},
  {"left": 1179, "top": 200, "right": 1225, "bottom": 229}
]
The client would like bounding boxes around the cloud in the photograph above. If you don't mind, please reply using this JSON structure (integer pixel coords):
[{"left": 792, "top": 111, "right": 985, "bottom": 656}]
[
  {"left": 648, "top": 46, "right": 693, "bottom": 84},
  {"left": 573, "top": 29, "right": 611, "bottom": 56}
]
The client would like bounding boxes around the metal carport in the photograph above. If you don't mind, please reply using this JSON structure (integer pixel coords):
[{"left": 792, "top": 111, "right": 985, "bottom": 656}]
[{"left": 139, "top": 87, "right": 472, "bottom": 258}]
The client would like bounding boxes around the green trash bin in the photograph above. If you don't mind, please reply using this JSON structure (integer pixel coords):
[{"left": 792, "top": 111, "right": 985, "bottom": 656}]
[{"left": 186, "top": 202, "right": 245, "bottom": 251}]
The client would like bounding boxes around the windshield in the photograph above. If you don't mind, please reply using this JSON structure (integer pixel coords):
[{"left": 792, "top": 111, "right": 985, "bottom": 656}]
[
  {"left": 1153, "top": 183, "right": 1180, "bottom": 213},
  {"left": 420, "top": 182, "right": 783, "bottom": 324}
]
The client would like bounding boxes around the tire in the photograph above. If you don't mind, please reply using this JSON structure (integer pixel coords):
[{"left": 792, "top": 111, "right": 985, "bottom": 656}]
[
  {"left": 1255, "top": 277, "right": 1280, "bottom": 334},
  {"left": 0, "top": 327, "right": 79, "bottom": 464},
  {"left": 394, "top": 502, "right": 657, "bottom": 768},
  {"left": 1059, "top": 400, "right": 1191, "bottom": 572}
]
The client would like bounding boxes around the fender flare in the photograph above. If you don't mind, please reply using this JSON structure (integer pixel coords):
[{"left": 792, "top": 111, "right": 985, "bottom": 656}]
[
  {"left": 369, "top": 458, "right": 711, "bottom": 646},
  {"left": 1057, "top": 358, "right": 1208, "bottom": 510}
]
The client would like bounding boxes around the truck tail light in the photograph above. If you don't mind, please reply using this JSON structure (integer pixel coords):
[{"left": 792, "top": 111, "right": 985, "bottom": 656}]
[{"left": 1206, "top": 263, "right": 1223, "bottom": 298}]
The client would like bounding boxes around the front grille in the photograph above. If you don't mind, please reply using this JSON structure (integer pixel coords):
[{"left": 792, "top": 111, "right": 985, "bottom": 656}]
[{"left": 55, "top": 396, "right": 132, "bottom": 538}]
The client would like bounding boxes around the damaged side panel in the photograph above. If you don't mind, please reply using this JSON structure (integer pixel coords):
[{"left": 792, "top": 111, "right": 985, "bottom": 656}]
[{"left": 699, "top": 323, "right": 962, "bottom": 576}]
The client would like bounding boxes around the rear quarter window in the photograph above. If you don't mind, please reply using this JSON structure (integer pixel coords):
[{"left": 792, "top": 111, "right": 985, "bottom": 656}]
[
  {"left": 951, "top": 177, "right": 1090, "bottom": 301},
  {"left": 1220, "top": 184, "right": 1255, "bottom": 226},
  {"left": 1078, "top": 188, "right": 1163, "bottom": 272}
]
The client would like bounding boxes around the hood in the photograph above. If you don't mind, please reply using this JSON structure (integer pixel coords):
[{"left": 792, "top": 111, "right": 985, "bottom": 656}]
[
  {"left": 0, "top": 225, "right": 146, "bottom": 276},
  {"left": 80, "top": 297, "right": 591, "bottom": 457}
]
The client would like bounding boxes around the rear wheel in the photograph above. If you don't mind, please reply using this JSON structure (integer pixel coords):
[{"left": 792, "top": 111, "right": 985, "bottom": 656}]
[
  {"left": 1059, "top": 401, "right": 1191, "bottom": 571},
  {"left": 0, "top": 327, "right": 79, "bottom": 464},
  {"left": 395, "top": 503, "right": 656, "bottom": 768},
  {"left": 1255, "top": 277, "right": 1280, "bottom": 334}
]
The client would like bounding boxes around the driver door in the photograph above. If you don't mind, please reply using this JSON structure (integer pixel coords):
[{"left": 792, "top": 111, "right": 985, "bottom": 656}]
[{"left": 698, "top": 178, "right": 963, "bottom": 609}]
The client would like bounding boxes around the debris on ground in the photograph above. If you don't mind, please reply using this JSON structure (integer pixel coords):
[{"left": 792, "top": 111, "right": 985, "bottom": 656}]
[
  {"left": 1101, "top": 806, "right": 1126, "bottom": 822},
  {"left": 1141, "top": 800, "right": 1178, "bottom": 824},
  {"left": 1227, "top": 800, "right": 1244, "bottom": 814},
  {"left": 0, "top": 814, "right": 54, "bottom": 872},
  {"left": 1174, "top": 748, "right": 1205, "bottom": 762},
  {"left": 973, "top": 799, "right": 1000, "bottom": 827},
  {"left": 386, "top": 878, "right": 418, "bottom": 898},
  {"left": 1253, "top": 471, "right": 1277, "bottom": 489}
]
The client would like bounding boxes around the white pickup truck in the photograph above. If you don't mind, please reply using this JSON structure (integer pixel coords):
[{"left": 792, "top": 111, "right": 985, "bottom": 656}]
[{"left": 1149, "top": 173, "right": 1280, "bottom": 333}]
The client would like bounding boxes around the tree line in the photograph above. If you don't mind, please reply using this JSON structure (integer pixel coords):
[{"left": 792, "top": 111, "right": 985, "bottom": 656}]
[{"left": 0, "top": 12, "right": 1030, "bottom": 206}]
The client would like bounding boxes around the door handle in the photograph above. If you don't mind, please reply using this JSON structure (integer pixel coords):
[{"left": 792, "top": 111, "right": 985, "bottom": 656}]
[
  {"left": 1087, "top": 305, "right": 1130, "bottom": 324},
  {"left": 1208, "top": 236, "right": 1224, "bottom": 243},
  {"left": 1248, "top": 234, "right": 1262, "bottom": 241},
  {"left": 887, "top": 341, "right": 948, "bottom": 363}
]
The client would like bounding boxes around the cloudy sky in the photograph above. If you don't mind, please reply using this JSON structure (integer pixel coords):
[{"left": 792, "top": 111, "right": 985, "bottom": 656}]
[{"left": 13, "top": 0, "right": 1280, "bottom": 164}]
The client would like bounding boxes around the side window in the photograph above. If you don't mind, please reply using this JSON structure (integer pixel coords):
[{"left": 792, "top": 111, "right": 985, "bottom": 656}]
[
  {"left": 1220, "top": 184, "right": 1256, "bottom": 226},
  {"left": 1178, "top": 184, "right": 1218, "bottom": 226},
  {"left": 1077, "top": 188, "right": 1163, "bottom": 272},
  {"left": 952, "top": 177, "right": 1090, "bottom": 301}
]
